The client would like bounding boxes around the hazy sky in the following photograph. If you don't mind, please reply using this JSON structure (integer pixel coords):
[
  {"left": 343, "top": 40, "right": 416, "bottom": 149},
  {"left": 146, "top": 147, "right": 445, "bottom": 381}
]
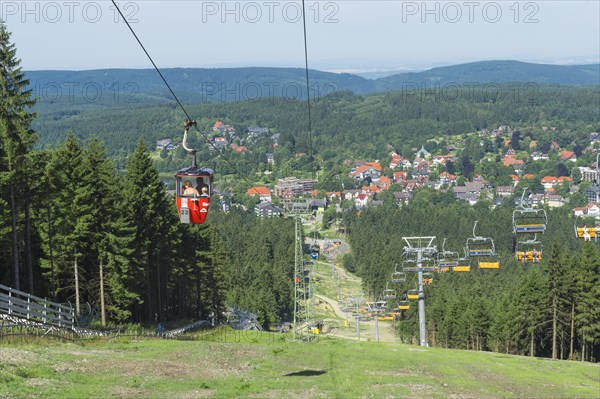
[{"left": 2, "top": 0, "right": 599, "bottom": 72}]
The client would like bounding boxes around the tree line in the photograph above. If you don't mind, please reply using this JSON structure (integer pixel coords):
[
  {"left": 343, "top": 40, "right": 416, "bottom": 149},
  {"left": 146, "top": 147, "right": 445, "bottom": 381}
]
[
  {"left": 0, "top": 22, "right": 296, "bottom": 327},
  {"left": 345, "top": 192, "right": 600, "bottom": 361}
]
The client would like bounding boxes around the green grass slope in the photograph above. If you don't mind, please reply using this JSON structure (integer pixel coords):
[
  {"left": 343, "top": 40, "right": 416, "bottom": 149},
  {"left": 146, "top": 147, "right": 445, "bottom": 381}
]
[{"left": 1, "top": 334, "right": 598, "bottom": 398}]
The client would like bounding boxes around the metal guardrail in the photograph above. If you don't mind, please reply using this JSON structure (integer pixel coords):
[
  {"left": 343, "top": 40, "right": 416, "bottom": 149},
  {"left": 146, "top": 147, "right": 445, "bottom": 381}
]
[
  {"left": 0, "top": 285, "right": 240, "bottom": 341},
  {"left": 0, "top": 284, "right": 75, "bottom": 328}
]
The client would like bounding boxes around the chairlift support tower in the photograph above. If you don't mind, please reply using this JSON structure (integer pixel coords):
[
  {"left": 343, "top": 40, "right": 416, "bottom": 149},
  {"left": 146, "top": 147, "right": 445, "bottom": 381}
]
[
  {"left": 293, "top": 216, "right": 313, "bottom": 339},
  {"left": 402, "top": 236, "right": 437, "bottom": 347}
]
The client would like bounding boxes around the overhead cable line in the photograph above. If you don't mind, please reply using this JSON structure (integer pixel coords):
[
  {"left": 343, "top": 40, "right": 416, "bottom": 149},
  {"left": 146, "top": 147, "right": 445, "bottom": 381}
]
[{"left": 111, "top": 0, "right": 316, "bottom": 206}]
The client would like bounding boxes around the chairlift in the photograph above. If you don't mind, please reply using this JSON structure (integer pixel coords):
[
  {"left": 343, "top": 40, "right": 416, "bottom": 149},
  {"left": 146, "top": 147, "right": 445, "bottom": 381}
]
[
  {"left": 453, "top": 247, "right": 471, "bottom": 272},
  {"left": 391, "top": 264, "right": 407, "bottom": 283},
  {"left": 437, "top": 238, "right": 460, "bottom": 270},
  {"left": 310, "top": 244, "right": 320, "bottom": 259},
  {"left": 407, "top": 289, "right": 419, "bottom": 301},
  {"left": 466, "top": 221, "right": 496, "bottom": 257},
  {"left": 515, "top": 235, "right": 543, "bottom": 263},
  {"left": 466, "top": 221, "right": 500, "bottom": 269},
  {"left": 382, "top": 283, "right": 397, "bottom": 300},
  {"left": 422, "top": 272, "right": 433, "bottom": 285},
  {"left": 512, "top": 188, "right": 547, "bottom": 234},
  {"left": 398, "top": 300, "right": 410, "bottom": 310},
  {"left": 574, "top": 216, "right": 599, "bottom": 241}
]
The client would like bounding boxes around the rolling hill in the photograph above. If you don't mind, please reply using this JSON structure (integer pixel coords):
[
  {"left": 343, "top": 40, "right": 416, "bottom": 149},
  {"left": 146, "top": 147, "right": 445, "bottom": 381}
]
[{"left": 25, "top": 60, "right": 600, "bottom": 112}]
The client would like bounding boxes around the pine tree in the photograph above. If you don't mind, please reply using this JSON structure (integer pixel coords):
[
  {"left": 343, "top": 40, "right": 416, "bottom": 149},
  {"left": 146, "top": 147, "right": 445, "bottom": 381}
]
[
  {"left": 197, "top": 225, "right": 228, "bottom": 324},
  {"left": 0, "top": 21, "right": 37, "bottom": 290},
  {"left": 41, "top": 134, "right": 84, "bottom": 309},
  {"left": 79, "top": 137, "right": 139, "bottom": 324},
  {"left": 543, "top": 243, "right": 572, "bottom": 360},
  {"left": 574, "top": 243, "right": 600, "bottom": 361},
  {"left": 513, "top": 266, "right": 550, "bottom": 356},
  {"left": 101, "top": 177, "right": 138, "bottom": 323},
  {"left": 123, "top": 140, "right": 176, "bottom": 321}
]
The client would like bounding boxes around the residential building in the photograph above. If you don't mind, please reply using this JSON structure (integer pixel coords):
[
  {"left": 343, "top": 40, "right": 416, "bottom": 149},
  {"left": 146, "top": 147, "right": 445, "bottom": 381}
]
[
  {"left": 274, "top": 177, "right": 316, "bottom": 197},
  {"left": 559, "top": 150, "right": 577, "bottom": 162},
  {"left": 247, "top": 186, "right": 272, "bottom": 202},
  {"left": 496, "top": 186, "right": 515, "bottom": 197},
  {"left": 349, "top": 162, "right": 382, "bottom": 181},
  {"left": 255, "top": 202, "right": 283, "bottom": 218},
  {"left": 580, "top": 166, "right": 599, "bottom": 182},
  {"left": 156, "top": 138, "right": 172, "bottom": 150}
]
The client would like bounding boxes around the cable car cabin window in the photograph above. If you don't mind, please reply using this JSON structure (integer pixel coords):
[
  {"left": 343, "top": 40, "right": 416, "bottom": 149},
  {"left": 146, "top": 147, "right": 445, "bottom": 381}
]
[{"left": 176, "top": 176, "right": 211, "bottom": 198}]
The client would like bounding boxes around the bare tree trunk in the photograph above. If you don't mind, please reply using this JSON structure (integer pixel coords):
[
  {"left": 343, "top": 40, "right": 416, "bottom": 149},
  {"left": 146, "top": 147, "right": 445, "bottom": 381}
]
[
  {"left": 581, "top": 336, "right": 585, "bottom": 362},
  {"left": 46, "top": 204, "right": 56, "bottom": 301},
  {"left": 552, "top": 296, "right": 558, "bottom": 359},
  {"left": 9, "top": 182, "right": 20, "bottom": 290},
  {"left": 156, "top": 251, "right": 162, "bottom": 322},
  {"left": 146, "top": 260, "right": 153, "bottom": 322},
  {"left": 99, "top": 259, "right": 106, "bottom": 327},
  {"left": 24, "top": 201, "right": 33, "bottom": 294},
  {"left": 569, "top": 302, "right": 575, "bottom": 359},
  {"left": 559, "top": 329, "right": 564, "bottom": 360},
  {"left": 530, "top": 331, "right": 535, "bottom": 357},
  {"left": 74, "top": 254, "right": 80, "bottom": 315}
]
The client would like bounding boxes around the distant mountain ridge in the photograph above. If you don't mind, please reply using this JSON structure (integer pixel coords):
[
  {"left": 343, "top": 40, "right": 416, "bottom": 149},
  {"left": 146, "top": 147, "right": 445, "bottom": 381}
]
[{"left": 25, "top": 60, "right": 599, "bottom": 108}]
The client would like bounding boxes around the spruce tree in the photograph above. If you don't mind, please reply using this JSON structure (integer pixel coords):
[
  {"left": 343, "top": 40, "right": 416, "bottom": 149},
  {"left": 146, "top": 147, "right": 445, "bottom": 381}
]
[
  {"left": 0, "top": 21, "right": 36, "bottom": 290},
  {"left": 575, "top": 243, "right": 600, "bottom": 361},
  {"left": 42, "top": 134, "right": 83, "bottom": 309},
  {"left": 123, "top": 140, "right": 176, "bottom": 321}
]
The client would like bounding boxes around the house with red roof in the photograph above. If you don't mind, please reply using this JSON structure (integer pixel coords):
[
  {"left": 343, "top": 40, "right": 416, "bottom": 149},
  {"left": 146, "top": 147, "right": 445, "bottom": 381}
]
[
  {"left": 439, "top": 171, "right": 456, "bottom": 185},
  {"left": 393, "top": 171, "right": 408, "bottom": 182},
  {"left": 349, "top": 162, "right": 382, "bottom": 180},
  {"left": 378, "top": 176, "right": 392, "bottom": 190},
  {"left": 389, "top": 155, "right": 403, "bottom": 169},
  {"left": 541, "top": 176, "right": 573, "bottom": 190},
  {"left": 510, "top": 174, "right": 520, "bottom": 186},
  {"left": 559, "top": 150, "right": 577, "bottom": 162},
  {"left": 247, "top": 186, "right": 272, "bottom": 202},
  {"left": 541, "top": 176, "right": 559, "bottom": 190},
  {"left": 558, "top": 176, "right": 573, "bottom": 184},
  {"left": 574, "top": 203, "right": 600, "bottom": 217},
  {"left": 502, "top": 155, "right": 525, "bottom": 173}
]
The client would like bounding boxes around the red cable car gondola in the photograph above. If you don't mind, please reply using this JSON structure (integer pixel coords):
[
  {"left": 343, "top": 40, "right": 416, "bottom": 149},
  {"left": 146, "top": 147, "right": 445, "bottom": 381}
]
[{"left": 175, "top": 120, "right": 214, "bottom": 224}]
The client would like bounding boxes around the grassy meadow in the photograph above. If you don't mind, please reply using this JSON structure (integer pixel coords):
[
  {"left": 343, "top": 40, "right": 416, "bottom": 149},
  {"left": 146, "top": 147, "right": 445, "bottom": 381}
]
[{"left": 1, "top": 330, "right": 598, "bottom": 399}]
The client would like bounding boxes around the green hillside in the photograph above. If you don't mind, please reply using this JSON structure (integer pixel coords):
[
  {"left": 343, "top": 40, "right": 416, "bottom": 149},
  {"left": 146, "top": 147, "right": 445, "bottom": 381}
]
[
  {"left": 1, "top": 336, "right": 598, "bottom": 398},
  {"left": 375, "top": 61, "right": 600, "bottom": 91},
  {"left": 26, "top": 61, "right": 600, "bottom": 113}
]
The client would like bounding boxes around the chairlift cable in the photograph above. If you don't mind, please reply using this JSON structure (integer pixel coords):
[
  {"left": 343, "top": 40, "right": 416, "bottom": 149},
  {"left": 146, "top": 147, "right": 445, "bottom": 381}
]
[
  {"left": 111, "top": 1, "right": 317, "bottom": 210},
  {"left": 109, "top": 0, "right": 269, "bottom": 199},
  {"left": 301, "top": 0, "right": 315, "bottom": 180}
]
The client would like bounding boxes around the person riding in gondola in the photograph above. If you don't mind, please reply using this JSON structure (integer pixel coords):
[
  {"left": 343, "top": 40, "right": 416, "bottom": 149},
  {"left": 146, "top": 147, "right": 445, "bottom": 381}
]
[
  {"left": 183, "top": 180, "right": 199, "bottom": 197},
  {"left": 200, "top": 187, "right": 209, "bottom": 197},
  {"left": 196, "top": 177, "right": 208, "bottom": 193}
]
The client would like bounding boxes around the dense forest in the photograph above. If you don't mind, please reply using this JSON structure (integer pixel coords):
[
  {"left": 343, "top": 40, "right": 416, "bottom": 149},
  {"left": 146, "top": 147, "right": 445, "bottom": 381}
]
[
  {"left": 345, "top": 192, "right": 600, "bottom": 361},
  {"left": 0, "top": 133, "right": 297, "bottom": 327},
  {"left": 0, "top": 22, "right": 296, "bottom": 328},
  {"left": 31, "top": 83, "right": 600, "bottom": 184}
]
